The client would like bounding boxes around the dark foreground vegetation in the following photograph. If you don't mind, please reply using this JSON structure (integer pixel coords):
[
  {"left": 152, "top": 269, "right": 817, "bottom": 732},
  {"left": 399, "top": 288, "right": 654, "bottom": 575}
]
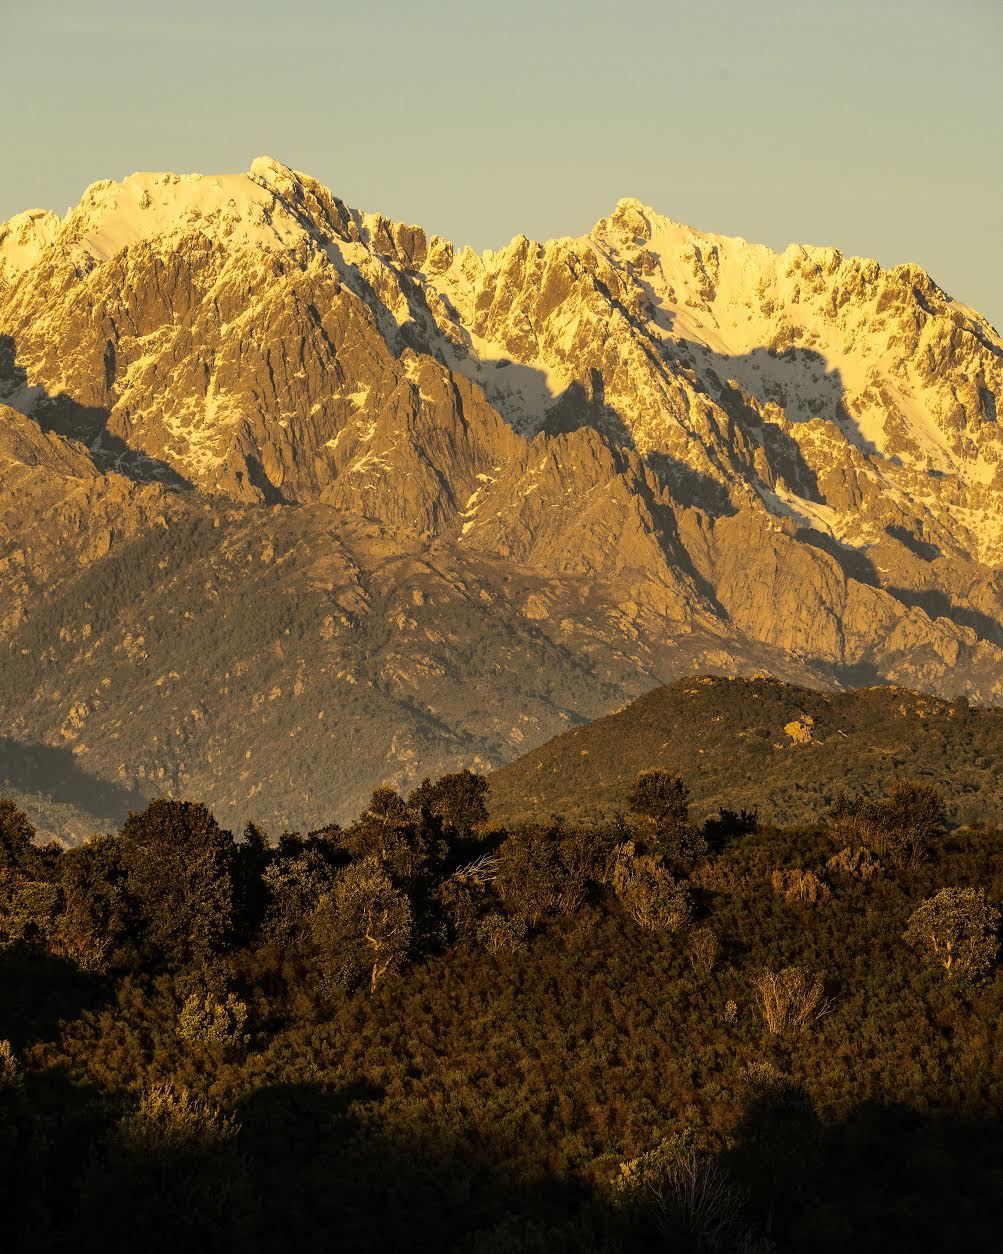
[{"left": 1, "top": 770, "right": 1001, "bottom": 1253}]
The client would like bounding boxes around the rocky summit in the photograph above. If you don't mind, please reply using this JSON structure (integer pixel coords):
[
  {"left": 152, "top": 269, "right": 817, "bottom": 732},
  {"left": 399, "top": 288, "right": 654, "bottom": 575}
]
[{"left": 0, "top": 157, "right": 1001, "bottom": 837}]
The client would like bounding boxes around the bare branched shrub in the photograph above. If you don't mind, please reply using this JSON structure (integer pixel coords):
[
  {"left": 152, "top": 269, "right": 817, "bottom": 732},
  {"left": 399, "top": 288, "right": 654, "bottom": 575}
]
[
  {"left": 118, "top": 1082, "right": 239, "bottom": 1157},
  {"left": 826, "top": 846, "right": 881, "bottom": 881},
  {"left": 612, "top": 844, "right": 692, "bottom": 933},
  {"left": 614, "top": 1125, "right": 749, "bottom": 1252},
  {"left": 770, "top": 868, "right": 830, "bottom": 904},
  {"left": 556, "top": 872, "right": 587, "bottom": 917},
  {"left": 450, "top": 853, "right": 500, "bottom": 886},
  {"left": 0, "top": 1038, "right": 20, "bottom": 1087},
  {"left": 688, "top": 925, "right": 720, "bottom": 979},
  {"left": 660, "top": 1154, "right": 748, "bottom": 1251},
  {"left": 753, "top": 966, "right": 830, "bottom": 1035}
]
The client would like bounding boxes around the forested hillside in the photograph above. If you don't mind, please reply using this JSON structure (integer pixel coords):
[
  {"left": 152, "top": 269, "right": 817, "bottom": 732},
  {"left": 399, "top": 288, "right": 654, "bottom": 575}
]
[
  {"left": 490, "top": 676, "right": 1003, "bottom": 829},
  {"left": 1, "top": 766, "right": 1000, "bottom": 1252}
]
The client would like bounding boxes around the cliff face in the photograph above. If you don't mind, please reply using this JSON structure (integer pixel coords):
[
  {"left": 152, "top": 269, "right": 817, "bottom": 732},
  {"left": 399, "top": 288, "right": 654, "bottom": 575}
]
[{"left": 0, "top": 159, "right": 1000, "bottom": 836}]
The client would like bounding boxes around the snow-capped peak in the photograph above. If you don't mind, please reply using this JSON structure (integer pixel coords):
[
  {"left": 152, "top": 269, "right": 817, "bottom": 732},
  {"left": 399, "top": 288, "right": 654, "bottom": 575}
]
[
  {"left": 0, "top": 207, "right": 62, "bottom": 282},
  {"left": 60, "top": 164, "right": 310, "bottom": 261},
  {"left": 1, "top": 159, "right": 1000, "bottom": 571},
  {"left": 0, "top": 158, "right": 334, "bottom": 277},
  {"left": 247, "top": 154, "right": 304, "bottom": 196}
]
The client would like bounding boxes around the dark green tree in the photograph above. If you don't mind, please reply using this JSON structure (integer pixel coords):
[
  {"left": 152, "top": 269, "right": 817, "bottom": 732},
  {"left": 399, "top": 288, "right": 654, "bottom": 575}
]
[
  {"left": 0, "top": 800, "right": 60, "bottom": 948},
  {"left": 346, "top": 786, "right": 440, "bottom": 889},
  {"left": 409, "top": 771, "right": 489, "bottom": 841},
  {"left": 495, "top": 827, "right": 581, "bottom": 928},
  {"left": 232, "top": 822, "right": 271, "bottom": 941},
  {"left": 627, "top": 771, "right": 689, "bottom": 830},
  {"left": 830, "top": 780, "right": 947, "bottom": 870},
  {"left": 0, "top": 799, "right": 40, "bottom": 879},
  {"left": 627, "top": 771, "right": 706, "bottom": 871},
  {"left": 55, "top": 835, "right": 133, "bottom": 969},
  {"left": 877, "top": 780, "right": 947, "bottom": 868},
  {"left": 117, "top": 800, "right": 238, "bottom": 965},
  {"left": 260, "top": 846, "right": 338, "bottom": 947}
]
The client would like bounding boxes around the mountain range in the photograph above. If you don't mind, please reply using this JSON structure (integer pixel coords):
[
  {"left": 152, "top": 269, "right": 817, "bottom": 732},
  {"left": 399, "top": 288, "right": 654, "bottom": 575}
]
[{"left": 0, "top": 157, "right": 1000, "bottom": 837}]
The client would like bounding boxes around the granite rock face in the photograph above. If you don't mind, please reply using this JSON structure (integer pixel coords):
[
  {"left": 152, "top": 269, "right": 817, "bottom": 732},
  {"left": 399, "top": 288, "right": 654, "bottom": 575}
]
[{"left": 0, "top": 159, "right": 1000, "bottom": 835}]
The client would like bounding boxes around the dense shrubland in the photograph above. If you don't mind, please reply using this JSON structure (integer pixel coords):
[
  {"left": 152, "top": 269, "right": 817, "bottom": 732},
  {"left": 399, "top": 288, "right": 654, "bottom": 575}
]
[{"left": 0, "top": 771, "right": 1000, "bottom": 1253}]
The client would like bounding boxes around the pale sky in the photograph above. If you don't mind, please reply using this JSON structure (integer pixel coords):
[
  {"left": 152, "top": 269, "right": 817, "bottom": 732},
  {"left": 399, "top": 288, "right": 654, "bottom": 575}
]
[{"left": 3, "top": 0, "right": 1001, "bottom": 328}]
